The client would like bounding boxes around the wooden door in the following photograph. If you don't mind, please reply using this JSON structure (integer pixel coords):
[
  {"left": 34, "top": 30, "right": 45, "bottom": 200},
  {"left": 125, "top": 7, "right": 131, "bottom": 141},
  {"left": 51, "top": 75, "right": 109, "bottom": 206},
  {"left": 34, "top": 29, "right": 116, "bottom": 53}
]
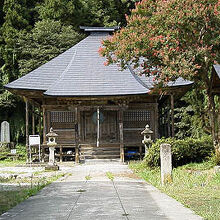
[{"left": 81, "top": 110, "right": 118, "bottom": 144}]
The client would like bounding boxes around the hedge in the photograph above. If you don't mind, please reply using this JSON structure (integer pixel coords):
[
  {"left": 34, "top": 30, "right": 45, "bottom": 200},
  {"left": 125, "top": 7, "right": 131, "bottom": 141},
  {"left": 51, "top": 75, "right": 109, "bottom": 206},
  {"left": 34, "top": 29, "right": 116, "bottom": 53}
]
[{"left": 144, "top": 136, "right": 214, "bottom": 167}]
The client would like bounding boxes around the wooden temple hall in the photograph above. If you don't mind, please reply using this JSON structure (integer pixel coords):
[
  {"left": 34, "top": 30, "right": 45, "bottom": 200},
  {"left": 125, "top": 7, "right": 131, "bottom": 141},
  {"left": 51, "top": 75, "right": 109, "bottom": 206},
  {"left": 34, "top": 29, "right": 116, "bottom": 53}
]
[{"left": 5, "top": 26, "right": 192, "bottom": 162}]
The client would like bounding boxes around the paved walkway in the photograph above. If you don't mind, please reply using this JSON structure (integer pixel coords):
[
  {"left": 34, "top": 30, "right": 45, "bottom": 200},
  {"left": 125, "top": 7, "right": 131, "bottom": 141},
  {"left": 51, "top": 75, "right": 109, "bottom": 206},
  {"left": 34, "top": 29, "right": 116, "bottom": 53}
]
[{"left": 0, "top": 161, "right": 202, "bottom": 220}]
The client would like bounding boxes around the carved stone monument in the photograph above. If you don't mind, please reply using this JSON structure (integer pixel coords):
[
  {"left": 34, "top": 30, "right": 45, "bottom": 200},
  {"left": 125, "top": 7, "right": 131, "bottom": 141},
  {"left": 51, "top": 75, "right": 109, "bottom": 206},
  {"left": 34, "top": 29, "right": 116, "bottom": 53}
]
[
  {"left": 160, "top": 143, "right": 172, "bottom": 185},
  {"left": 1, "top": 121, "right": 10, "bottom": 144}
]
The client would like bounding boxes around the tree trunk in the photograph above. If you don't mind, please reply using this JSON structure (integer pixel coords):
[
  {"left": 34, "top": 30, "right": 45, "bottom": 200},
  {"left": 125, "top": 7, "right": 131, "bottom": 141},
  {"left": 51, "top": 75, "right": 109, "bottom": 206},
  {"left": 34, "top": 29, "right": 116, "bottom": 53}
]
[{"left": 207, "top": 92, "right": 219, "bottom": 148}]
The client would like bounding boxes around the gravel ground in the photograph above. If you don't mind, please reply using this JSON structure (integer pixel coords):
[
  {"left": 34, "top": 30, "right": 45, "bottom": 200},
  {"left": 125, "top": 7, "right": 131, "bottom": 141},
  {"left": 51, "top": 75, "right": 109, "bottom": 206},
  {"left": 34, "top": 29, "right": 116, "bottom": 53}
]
[{"left": 0, "top": 164, "right": 73, "bottom": 191}]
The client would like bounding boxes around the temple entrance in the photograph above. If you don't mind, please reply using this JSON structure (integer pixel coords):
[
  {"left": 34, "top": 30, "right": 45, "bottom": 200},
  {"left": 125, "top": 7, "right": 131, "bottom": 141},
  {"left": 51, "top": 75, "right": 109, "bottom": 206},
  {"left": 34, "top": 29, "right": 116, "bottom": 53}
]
[{"left": 80, "top": 110, "right": 119, "bottom": 145}]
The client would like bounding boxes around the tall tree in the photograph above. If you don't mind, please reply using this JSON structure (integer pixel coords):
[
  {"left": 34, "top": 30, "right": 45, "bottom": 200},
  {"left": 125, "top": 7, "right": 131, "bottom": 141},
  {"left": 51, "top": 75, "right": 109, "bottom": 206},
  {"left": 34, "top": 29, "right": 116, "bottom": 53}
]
[
  {"left": 17, "top": 19, "right": 84, "bottom": 75},
  {"left": 37, "top": 0, "right": 137, "bottom": 27},
  {"left": 101, "top": 0, "right": 220, "bottom": 151}
]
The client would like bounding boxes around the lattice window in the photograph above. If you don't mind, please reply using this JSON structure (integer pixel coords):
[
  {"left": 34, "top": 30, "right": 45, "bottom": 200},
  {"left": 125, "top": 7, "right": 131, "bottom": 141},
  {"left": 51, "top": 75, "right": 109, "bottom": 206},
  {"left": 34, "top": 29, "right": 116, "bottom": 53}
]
[
  {"left": 123, "top": 110, "right": 151, "bottom": 128},
  {"left": 50, "top": 111, "right": 75, "bottom": 123},
  {"left": 123, "top": 110, "right": 151, "bottom": 122}
]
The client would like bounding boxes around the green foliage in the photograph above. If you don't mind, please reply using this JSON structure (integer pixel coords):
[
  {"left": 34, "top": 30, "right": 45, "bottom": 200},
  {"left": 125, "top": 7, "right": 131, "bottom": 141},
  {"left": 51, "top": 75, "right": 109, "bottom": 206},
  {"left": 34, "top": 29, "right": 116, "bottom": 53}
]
[
  {"left": 17, "top": 19, "right": 84, "bottom": 76},
  {"left": 0, "top": 145, "right": 10, "bottom": 160},
  {"left": 37, "top": 0, "right": 136, "bottom": 27},
  {"left": 145, "top": 136, "right": 214, "bottom": 167},
  {"left": 174, "top": 88, "right": 210, "bottom": 139},
  {"left": 15, "top": 144, "right": 26, "bottom": 160}
]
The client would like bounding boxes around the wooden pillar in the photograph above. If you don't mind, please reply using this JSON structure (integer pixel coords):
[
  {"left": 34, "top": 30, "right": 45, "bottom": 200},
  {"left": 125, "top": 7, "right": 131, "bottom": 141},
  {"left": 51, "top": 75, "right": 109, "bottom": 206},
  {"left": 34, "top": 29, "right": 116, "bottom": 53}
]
[
  {"left": 119, "top": 110, "right": 124, "bottom": 163},
  {"left": 42, "top": 146, "right": 45, "bottom": 163},
  {"left": 39, "top": 107, "right": 42, "bottom": 139},
  {"left": 75, "top": 107, "right": 79, "bottom": 163},
  {"left": 167, "top": 110, "right": 171, "bottom": 137},
  {"left": 170, "top": 94, "right": 175, "bottom": 137},
  {"left": 154, "top": 103, "right": 159, "bottom": 139},
  {"left": 25, "top": 98, "right": 29, "bottom": 162},
  {"left": 42, "top": 106, "right": 47, "bottom": 144},
  {"left": 139, "top": 146, "right": 142, "bottom": 160},
  {"left": 60, "top": 146, "right": 63, "bottom": 162},
  {"left": 97, "top": 107, "right": 100, "bottom": 147},
  {"left": 32, "top": 105, "right": 35, "bottom": 135}
]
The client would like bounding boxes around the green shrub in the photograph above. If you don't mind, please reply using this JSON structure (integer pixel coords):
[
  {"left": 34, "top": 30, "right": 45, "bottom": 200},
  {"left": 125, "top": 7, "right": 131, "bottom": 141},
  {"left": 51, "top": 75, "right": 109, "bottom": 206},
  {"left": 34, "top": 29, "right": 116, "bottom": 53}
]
[
  {"left": 144, "top": 136, "right": 214, "bottom": 167},
  {"left": 0, "top": 145, "right": 10, "bottom": 160},
  {"left": 16, "top": 144, "right": 26, "bottom": 160}
]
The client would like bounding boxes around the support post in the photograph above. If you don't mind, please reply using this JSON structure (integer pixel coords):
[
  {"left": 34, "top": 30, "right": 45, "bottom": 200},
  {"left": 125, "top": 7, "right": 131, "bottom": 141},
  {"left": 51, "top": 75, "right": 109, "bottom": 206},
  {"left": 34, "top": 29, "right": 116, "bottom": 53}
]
[
  {"left": 32, "top": 105, "right": 35, "bottom": 135},
  {"left": 25, "top": 98, "right": 29, "bottom": 162},
  {"left": 60, "top": 146, "right": 63, "bottom": 162},
  {"left": 167, "top": 110, "right": 171, "bottom": 137},
  {"left": 160, "top": 143, "right": 172, "bottom": 185},
  {"left": 39, "top": 107, "right": 42, "bottom": 140},
  {"left": 119, "top": 110, "right": 124, "bottom": 163},
  {"left": 170, "top": 94, "right": 175, "bottom": 137},
  {"left": 42, "top": 106, "right": 46, "bottom": 144},
  {"left": 97, "top": 107, "right": 100, "bottom": 147},
  {"left": 154, "top": 103, "right": 159, "bottom": 139},
  {"left": 75, "top": 107, "right": 79, "bottom": 163}
]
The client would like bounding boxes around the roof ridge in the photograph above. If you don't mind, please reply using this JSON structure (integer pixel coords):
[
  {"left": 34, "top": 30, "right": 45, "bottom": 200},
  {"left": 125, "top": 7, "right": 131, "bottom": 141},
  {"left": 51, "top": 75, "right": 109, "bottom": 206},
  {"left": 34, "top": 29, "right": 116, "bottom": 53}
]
[
  {"left": 127, "top": 65, "right": 152, "bottom": 90},
  {"left": 45, "top": 49, "right": 77, "bottom": 92}
]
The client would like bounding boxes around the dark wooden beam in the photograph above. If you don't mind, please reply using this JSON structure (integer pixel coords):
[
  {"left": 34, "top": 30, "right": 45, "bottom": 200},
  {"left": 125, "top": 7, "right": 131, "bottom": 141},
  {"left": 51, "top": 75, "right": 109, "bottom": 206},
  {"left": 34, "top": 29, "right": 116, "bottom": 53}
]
[
  {"left": 75, "top": 107, "right": 79, "bottom": 163},
  {"left": 25, "top": 98, "right": 29, "bottom": 162},
  {"left": 32, "top": 105, "right": 35, "bottom": 135},
  {"left": 154, "top": 103, "right": 159, "bottom": 139},
  {"left": 42, "top": 103, "right": 47, "bottom": 144},
  {"left": 119, "top": 110, "right": 124, "bottom": 163},
  {"left": 39, "top": 107, "right": 42, "bottom": 141}
]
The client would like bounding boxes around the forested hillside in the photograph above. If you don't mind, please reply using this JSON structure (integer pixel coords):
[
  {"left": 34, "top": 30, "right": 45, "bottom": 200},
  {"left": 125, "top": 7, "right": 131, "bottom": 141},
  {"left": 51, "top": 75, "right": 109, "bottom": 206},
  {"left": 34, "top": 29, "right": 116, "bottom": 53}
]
[{"left": 0, "top": 0, "right": 136, "bottom": 142}]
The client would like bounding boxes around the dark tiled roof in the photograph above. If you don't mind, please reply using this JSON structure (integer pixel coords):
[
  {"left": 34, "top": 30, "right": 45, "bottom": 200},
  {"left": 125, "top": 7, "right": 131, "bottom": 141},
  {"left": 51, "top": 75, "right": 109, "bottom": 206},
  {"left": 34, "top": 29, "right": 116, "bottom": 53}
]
[
  {"left": 5, "top": 30, "right": 192, "bottom": 97},
  {"left": 5, "top": 47, "right": 75, "bottom": 91},
  {"left": 213, "top": 64, "right": 220, "bottom": 78},
  {"left": 44, "top": 32, "right": 149, "bottom": 96}
]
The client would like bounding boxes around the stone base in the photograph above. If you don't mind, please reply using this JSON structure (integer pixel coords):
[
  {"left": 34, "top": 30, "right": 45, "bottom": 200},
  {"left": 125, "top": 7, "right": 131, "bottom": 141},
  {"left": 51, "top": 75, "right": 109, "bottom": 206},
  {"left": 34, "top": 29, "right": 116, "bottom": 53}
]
[{"left": 45, "top": 165, "right": 59, "bottom": 171}]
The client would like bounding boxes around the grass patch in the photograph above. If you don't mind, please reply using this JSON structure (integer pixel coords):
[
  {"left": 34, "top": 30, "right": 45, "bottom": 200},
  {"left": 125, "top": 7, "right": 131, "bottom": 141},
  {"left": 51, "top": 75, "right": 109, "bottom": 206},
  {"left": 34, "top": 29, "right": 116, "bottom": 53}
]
[
  {"left": 0, "top": 160, "right": 26, "bottom": 167},
  {"left": 0, "top": 173, "right": 65, "bottom": 215},
  {"left": 106, "top": 172, "right": 114, "bottom": 181},
  {"left": 129, "top": 160, "right": 220, "bottom": 220},
  {"left": 85, "top": 175, "right": 92, "bottom": 180}
]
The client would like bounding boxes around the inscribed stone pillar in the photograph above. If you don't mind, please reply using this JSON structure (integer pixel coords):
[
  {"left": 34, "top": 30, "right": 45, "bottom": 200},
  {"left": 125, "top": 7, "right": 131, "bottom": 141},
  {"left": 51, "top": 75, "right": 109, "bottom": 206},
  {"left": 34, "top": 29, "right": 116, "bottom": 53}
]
[
  {"left": 160, "top": 143, "right": 172, "bottom": 185},
  {"left": 1, "top": 121, "right": 10, "bottom": 143}
]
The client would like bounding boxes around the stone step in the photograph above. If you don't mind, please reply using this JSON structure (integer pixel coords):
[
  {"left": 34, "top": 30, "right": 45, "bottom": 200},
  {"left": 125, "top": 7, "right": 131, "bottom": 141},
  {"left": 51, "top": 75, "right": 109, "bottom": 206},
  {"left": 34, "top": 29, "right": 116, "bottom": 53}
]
[
  {"left": 84, "top": 159, "right": 121, "bottom": 164},
  {"left": 83, "top": 150, "right": 120, "bottom": 156},
  {"left": 80, "top": 147, "right": 120, "bottom": 152},
  {"left": 83, "top": 154, "right": 120, "bottom": 159}
]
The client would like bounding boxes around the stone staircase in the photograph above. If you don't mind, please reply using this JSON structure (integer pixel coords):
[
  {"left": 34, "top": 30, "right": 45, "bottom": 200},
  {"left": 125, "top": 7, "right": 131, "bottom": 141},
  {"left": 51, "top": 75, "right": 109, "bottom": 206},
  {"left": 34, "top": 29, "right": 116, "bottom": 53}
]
[{"left": 79, "top": 145, "right": 120, "bottom": 160}]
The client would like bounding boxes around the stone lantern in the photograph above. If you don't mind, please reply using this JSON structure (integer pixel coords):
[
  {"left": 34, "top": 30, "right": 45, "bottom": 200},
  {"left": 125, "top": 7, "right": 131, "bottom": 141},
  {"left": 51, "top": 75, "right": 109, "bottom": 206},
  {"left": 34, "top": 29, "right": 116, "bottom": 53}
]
[
  {"left": 45, "top": 127, "right": 59, "bottom": 171},
  {"left": 141, "top": 124, "right": 153, "bottom": 156}
]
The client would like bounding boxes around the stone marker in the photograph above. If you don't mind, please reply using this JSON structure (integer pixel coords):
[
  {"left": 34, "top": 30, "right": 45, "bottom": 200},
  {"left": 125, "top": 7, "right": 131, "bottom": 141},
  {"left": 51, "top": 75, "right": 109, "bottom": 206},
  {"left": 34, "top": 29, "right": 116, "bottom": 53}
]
[
  {"left": 1, "top": 121, "right": 10, "bottom": 143},
  {"left": 160, "top": 143, "right": 172, "bottom": 185}
]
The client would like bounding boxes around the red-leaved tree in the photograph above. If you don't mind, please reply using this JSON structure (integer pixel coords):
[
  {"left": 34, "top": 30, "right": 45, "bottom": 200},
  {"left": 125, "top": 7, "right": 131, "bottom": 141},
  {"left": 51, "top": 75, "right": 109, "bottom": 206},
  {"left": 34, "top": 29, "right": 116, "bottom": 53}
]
[{"left": 100, "top": 0, "right": 220, "bottom": 152}]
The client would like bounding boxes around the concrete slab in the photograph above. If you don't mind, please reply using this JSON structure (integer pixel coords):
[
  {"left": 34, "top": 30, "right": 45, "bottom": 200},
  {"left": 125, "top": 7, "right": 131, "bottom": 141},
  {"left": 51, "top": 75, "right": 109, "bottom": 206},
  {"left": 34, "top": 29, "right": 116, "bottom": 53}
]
[{"left": 0, "top": 162, "right": 203, "bottom": 220}]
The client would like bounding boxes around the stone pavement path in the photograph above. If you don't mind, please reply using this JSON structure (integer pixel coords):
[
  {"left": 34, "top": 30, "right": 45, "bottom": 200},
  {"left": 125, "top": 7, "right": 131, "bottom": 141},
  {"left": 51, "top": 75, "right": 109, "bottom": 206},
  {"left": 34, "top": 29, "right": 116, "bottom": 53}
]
[{"left": 0, "top": 160, "right": 203, "bottom": 220}]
